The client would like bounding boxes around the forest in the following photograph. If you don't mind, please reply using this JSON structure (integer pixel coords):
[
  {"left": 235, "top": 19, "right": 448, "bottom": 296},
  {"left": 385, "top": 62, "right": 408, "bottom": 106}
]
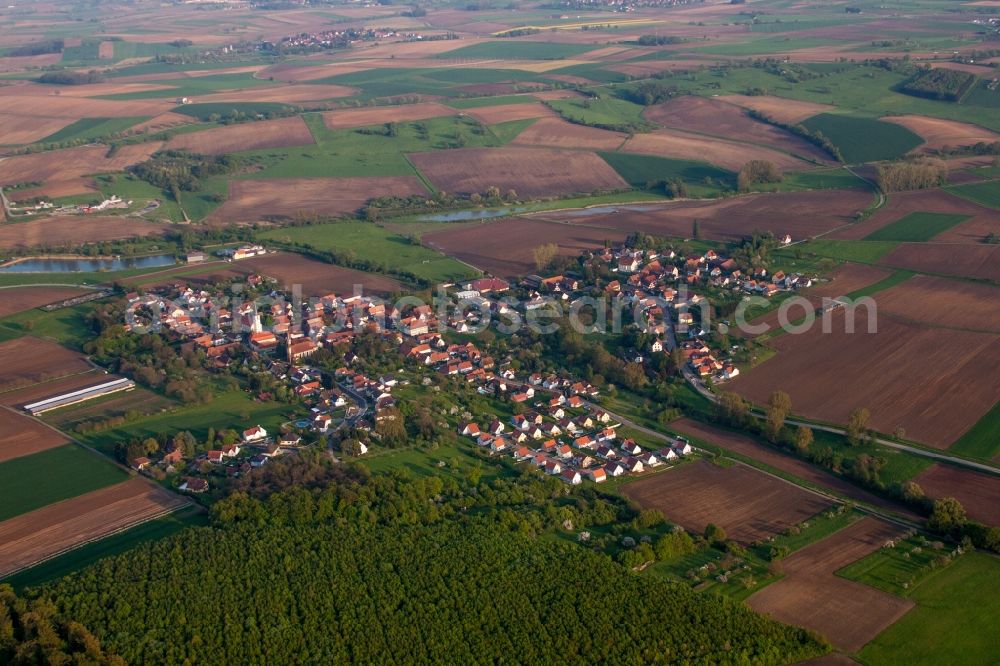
[
  {"left": 900, "top": 68, "right": 978, "bottom": 102},
  {"left": 34, "top": 469, "right": 827, "bottom": 664}
]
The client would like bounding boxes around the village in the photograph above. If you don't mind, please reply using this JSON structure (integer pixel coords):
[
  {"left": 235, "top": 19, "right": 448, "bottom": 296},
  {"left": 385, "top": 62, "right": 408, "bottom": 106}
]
[{"left": 116, "top": 237, "right": 816, "bottom": 494}]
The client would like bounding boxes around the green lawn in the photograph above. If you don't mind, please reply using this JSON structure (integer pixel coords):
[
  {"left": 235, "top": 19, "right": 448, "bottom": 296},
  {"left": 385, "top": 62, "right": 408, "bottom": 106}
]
[
  {"left": 753, "top": 167, "right": 870, "bottom": 193},
  {"left": 435, "top": 41, "right": 596, "bottom": 60},
  {"left": 259, "top": 221, "right": 478, "bottom": 283},
  {"left": 798, "top": 239, "right": 899, "bottom": 263},
  {"left": 800, "top": 114, "right": 923, "bottom": 163},
  {"left": 598, "top": 152, "right": 734, "bottom": 195},
  {"left": 948, "top": 401, "right": 1000, "bottom": 460},
  {"left": 38, "top": 116, "right": 149, "bottom": 143},
  {"left": 858, "top": 552, "right": 1000, "bottom": 665},
  {"left": 946, "top": 179, "right": 1000, "bottom": 210},
  {"left": 863, "top": 212, "right": 969, "bottom": 242},
  {"left": 3, "top": 505, "right": 207, "bottom": 590},
  {"left": 836, "top": 534, "right": 961, "bottom": 597},
  {"left": 0, "top": 445, "right": 129, "bottom": 521},
  {"left": 73, "top": 390, "right": 300, "bottom": 457},
  {"left": 547, "top": 97, "right": 651, "bottom": 131}
]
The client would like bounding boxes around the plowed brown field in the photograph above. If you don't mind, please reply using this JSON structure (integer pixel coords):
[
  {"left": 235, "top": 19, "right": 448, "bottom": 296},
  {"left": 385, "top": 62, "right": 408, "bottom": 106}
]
[
  {"left": 728, "top": 311, "right": 1000, "bottom": 448},
  {"left": 208, "top": 176, "right": 427, "bottom": 224},
  {"left": 0, "top": 337, "right": 93, "bottom": 392},
  {"left": 914, "top": 465, "right": 1000, "bottom": 526},
  {"left": 0, "top": 477, "right": 189, "bottom": 577},
  {"left": 166, "top": 116, "right": 314, "bottom": 154},
  {"left": 0, "top": 286, "right": 90, "bottom": 317},
  {"left": 0, "top": 142, "right": 161, "bottom": 187},
  {"left": 882, "top": 115, "right": 1000, "bottom": 152},
  {"left": 0, "top": 215, "right": 166, "bottom": 250},
  {"left": 717, "top": 95, "right": 835, "bottom": 125},
  {"left": 749, "top": 518, "right": 913, "bottom": 653},
  {"left": 621, "top": 459, "right": 831, "bottom": 544},
  {"left": 237, "top": 251, "right": 402, "bottom": 296},
  {"left": 466, "top": 103, "right": 555, "bottom": 125},
  {"left": 875, "top": 274, "right": 1000, "bottom": 333},
  {"left": 621, "top": 128, "right": 810, "bottom": 171},
  {"left": 322, "top": 102, "right": 454, "bottom": 129},
  {"left": 643, "top": 96, "right": 832, "bottom": 162},
  {"left": 409, "top": 147, "right": 628, "bottom": 198},
  {"left": 0, "top": 410, "right": 68, "bottom": 463},
  {"left": 510, "top": 117, "right": 627, "bottom": 151},
  {"left": 879, "top": 242, "right": 1000, "bottom": 283},
  {"left": 423, "top": 217, "right": 629, "bottom": 277}
]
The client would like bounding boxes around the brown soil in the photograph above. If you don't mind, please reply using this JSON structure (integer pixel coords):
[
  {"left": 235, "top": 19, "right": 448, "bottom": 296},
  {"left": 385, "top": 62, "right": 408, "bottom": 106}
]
[
  {"left": 728, "top": 310, "right": 1000, "bottom": 449},
  {"left": 875, "top": 274, "right": 1000, "bottom": 333},
  {"left": 510, "top": 117, "right": 627, "bottom": 151},
  {"left": 621, "top": 127, "right": 811, "bottom": 171},
  {"left": 0, "top": 477, "right": 189, "bottom": 578},
  {"left": 166, "top": 116, "right": 315, "bottom": 155},
  {"left": 208, "top": 176, "right": 427, "bottom": 224},
  {"left": 0, "top": 215, "right": 166, "bottom": 250},
  {"left": 192, "top": 83, "right": 355, "bottom": 104},
  {"left": 0, "top": 337, "right": 93, "bottom": 392},
  {"left": 879, "top": 242, "right": 1000, "bottom": 283},
  {"left": 717, "top": 95, "right": 834, "bottom": 125},
  {"left": 0, "top": 409, "right": 68, "bottom": 462},
  {"left": 621, "top": 458, "right": 831, "bottom": 544},
  {"left": 0, "top": 286, "right": 90, "bottom": 317},
  {"left": 914, "top": 464, "right": 1000, "bottom": 526},
  {"left": 466, "top": 103, "right": 555, "bottom": 125},
  {"left": 748, "top": 518, "right": 914, "bottom": 653},
  {"left": 881, "top": 115, "right": 999, "bottom": 153},
  {"left": 236, "top": 251, "right": 403, "bottom": 296},
  {"left": 0, "top": 142, "right": 162, "bottom": 188},
  {"left": 322, "top": 102, "right": 455, "bottom": 129},
  {"left": 0, "top": 114, "right": 76, "bottom": 145},
  {"left": 408, "top": 147, "right": 628, "bottom": 198},
  {"left": 643, "top": 96, "right": 832, "bottom": 163},
  {"left": 423, "top": 217, "right": 629, "bottom": 277},
  {"left": 668, "top": 419, "right": 922, "bottom": 520}
]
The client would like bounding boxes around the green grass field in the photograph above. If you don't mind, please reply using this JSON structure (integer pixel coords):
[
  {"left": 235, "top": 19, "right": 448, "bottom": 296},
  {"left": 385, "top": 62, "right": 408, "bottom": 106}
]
[
  {"left": 800, "top": 114, "right": 923, "bottom": 163},
  {"left": 0, "top": 445, "right": 128, "bottom": 521},
  {"left": 858, "top": 552, "right": 1000, "bottom": 665},
  {"left": 845, "top": 270, "right": 914, "bottom": 299},
  {"left": 3, "top": 505, "right": 207, "bottom": 590},
  {"left": 598, "top": 151, "right": 734, "bottom": 195},
  {"left": 863, "top": 212, "right": 969, "bottom": 242},
  {"left": 259, "top": 221, "right": 477, "bottom": 282},
  {"left": 948, "top": 401, "right": 1000, "bottom": 460},
  {"left": 837, "top": 534, "right": 961, "bottom": 597},
  {"left": 798, "top": 239, "right": 899, "bottom": 263},
  {"left": 435, "top": 40, "right": 596, "bottom": 60},
  {"left": 0, "top": 302, "right": 98, "bottom": 348},
  {"left": 946, "top": 179, "right": 1000, "bottom": 210},
  {"left": 547, "top": 96, "right": 650, "bottom": 131},
  {"left": 73, "top": 390, "right": 300, "bottom": 457},
  {"left": 38, "top": 116, "right": 149, "bottom": 143},
  {"left": 754, "top": 167, "right": 870, "bottom": 192}
]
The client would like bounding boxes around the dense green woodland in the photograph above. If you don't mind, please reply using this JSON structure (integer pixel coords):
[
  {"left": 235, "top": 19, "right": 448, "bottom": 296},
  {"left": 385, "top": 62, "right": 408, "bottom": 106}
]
[{"left": 37, "top": 470, "right": 824, "bottom": 664}]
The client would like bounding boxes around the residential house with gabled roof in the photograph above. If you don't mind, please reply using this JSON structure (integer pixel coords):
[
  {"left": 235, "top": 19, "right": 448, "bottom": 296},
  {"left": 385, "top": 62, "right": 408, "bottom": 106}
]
[{"left": 560, "top": 468, "right": 582, "bottom": 485}]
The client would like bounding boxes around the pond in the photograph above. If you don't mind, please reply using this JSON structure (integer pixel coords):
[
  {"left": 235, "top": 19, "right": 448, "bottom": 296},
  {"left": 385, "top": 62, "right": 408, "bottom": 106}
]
[
  {"left": 414, "top": 206, "right": 530, "bottom": 222},
  {"left": 0, "top": 254, "right": 177, "bottom": 273}
]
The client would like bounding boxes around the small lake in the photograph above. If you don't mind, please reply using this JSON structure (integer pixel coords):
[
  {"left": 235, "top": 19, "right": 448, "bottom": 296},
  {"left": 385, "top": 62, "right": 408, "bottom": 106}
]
[
  {"left": 0, "top": 254, "right": 177, "bottom": 273},
  {"left": 415, "top": 206, "right": 530, "bottom": 222}
]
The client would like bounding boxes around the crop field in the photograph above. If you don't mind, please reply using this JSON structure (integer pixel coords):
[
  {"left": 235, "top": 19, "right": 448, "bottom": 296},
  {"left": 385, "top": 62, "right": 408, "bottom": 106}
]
[
  {"left": 729, "top": 310, "right": 1000, "bottom": 449},
  {"left": 913, "top": 465, "right": 1000, "bottom": 527},
  {"left": 667, "top": 419, "right": 922, "bottom": 519},
  {"left": 0, "top": 477, "right": 188, "bottom": 579},
  {"left": 42, "top": 387, "right": 176, "bottom": 434},
  {"left": 0, "top": 214, "right": 166, "bottom": 251},
  {"left": 621, "top": 128, "right": 812, "bottom": 172},
  {"left": 191, "top": 83, "right": 354, "bottom": 104},
  {"left": 0, "top": 114, "right": 78, "bottom": 145},
  {"left": 881, "top": 115, "right": 1000, "bottom": 152},
  {"left": 0, "top": 286, "right": 90, "bottom": 318},
  {"left": 643, "top": 96, "right": 833, "bottom": 163},
  {"left": 0, "top": 93, "right": 173, "bottom": 121},
  {"left": 37, "top": 116, "right": 149, "bottom": 144},
  {"left": 436, "top": 41, "right": 596, "bottom": 60},
  {"left": 946, "top": 179, "right": 1000, "bottom": 210},
  {"left": 0, "top": 444, "right": 129, "bottom": 522},
  {"left": 716, "top": 95, "right": 837, "bottom": 125},
  {"left": 874, "top": 274, "right": 1000, "bottom": 334},
  {"left": 207, "top": 176, "right": 427, "bottom": 224},
  {"left": 949, "top": 402, "right": 1000, "bottom": 461},
  {"left": 165, "top": 116, "right": 315, "bottom": 155},
  {"left": 509, "top": 117, "right": 626, "bottom": 150},
  {"left": 546, "top": 97, "right": 648, "bottom": 131},
  {"left": 321, "top": 102, "right": 455, "bottom": 129},
  {"left": 465, "top": 103, "right": 554, "bottom": 125},
  {"left": 0, "top": 411, "right": 68, "bottom": 463},
  {"left": 0, "top": 369, "right": 108, "bottom": 408},
  {"left": 422, "top": 217, "right": 629, "bottom": 277},
  {"left": 747, "top": 518, "right": 913, "bottom": 654},
  {"left": 540, "top": 189, "right": 872, "bottom": 242},
  {"left": 236, "top": 251, "right": 403, "bottom": 296},
  {"left": 260, "top": 221, "right": 476, "bottom": 283},
  {"left": 622, "top": 459, "right": 830, "bottom": 544},
  {"left": 862, "top": 212, "right": 970, "bottom": 242},
  {"left": 598, "top": 152, "right": 735, "bottom": 194},
  {"left": 0, "top": 337, "right": 93, "bottom": 392},
  {"left": 832, "top": 188, "right": 995, "bottom": 242},
  {"left": 878, "top": 242, "right": 1000, "bottom": 283},
  {"left": 0, "top": 142, "right": 161, "bottom": 192},
  {"left": 858, "top": 553, "right": 1000, "bottom": 665},
  {"left": 408, "top": 147, "right": 629, "bottom": 199},
  {"left": 800, "top": 114, "right": 924, "bottom": 163}
]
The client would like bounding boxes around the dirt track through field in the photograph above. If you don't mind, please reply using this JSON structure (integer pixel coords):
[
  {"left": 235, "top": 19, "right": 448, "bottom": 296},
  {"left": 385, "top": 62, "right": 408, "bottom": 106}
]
[
  {"left": 748, "top": 517, "right": 913, "bottom": 653},
  {"left": 0, "top": 477, "right": 188, "bottom": 577},
  {"left": 621, "top": 459, "right": 831, "bottom": 544}
]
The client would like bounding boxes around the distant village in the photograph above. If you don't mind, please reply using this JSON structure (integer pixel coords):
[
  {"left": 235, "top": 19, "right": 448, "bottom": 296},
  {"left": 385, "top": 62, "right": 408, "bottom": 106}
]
[{"left": 120, "top": 237, "right": 816, "bottom": 493}]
